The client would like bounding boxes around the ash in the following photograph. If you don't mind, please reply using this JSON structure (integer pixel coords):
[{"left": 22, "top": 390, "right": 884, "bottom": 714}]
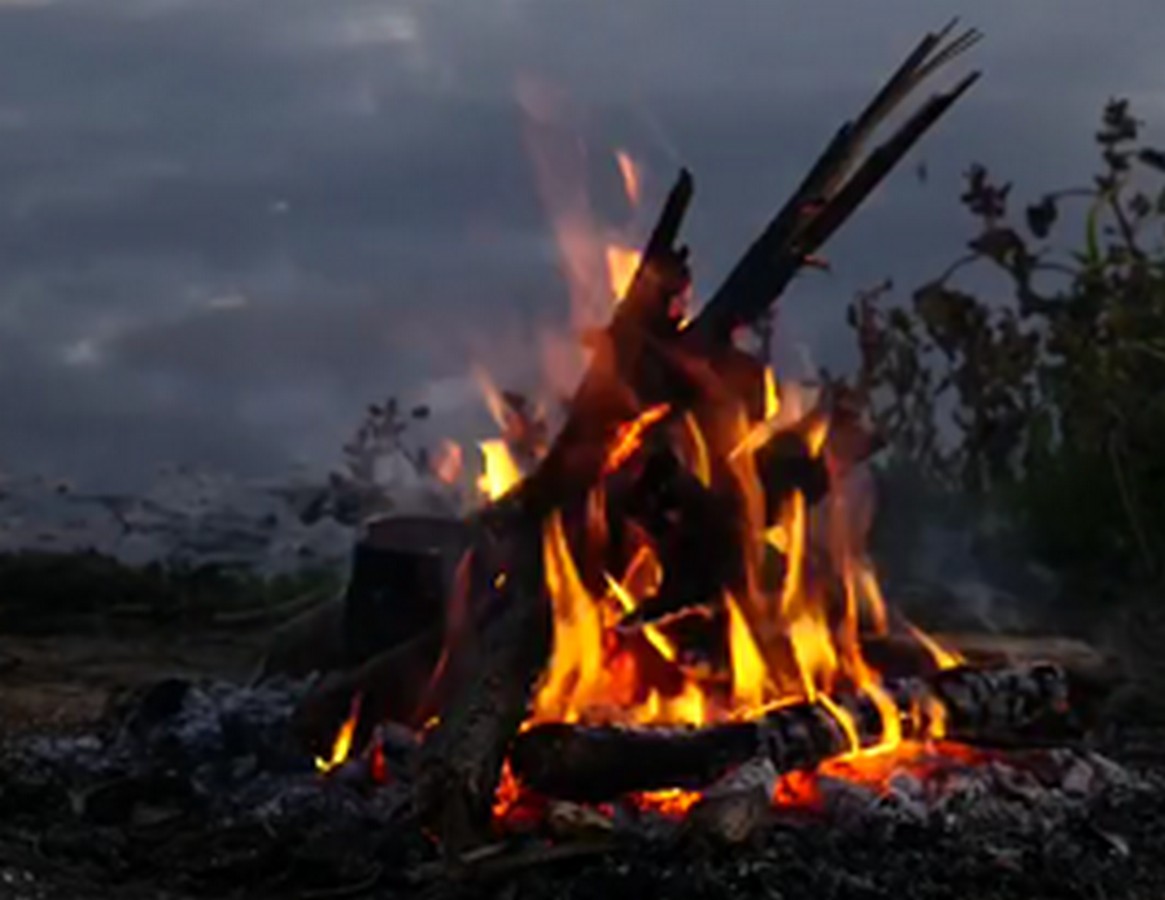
[{"left": 1, "top": 677, "right": 1164, "bottom": 899}]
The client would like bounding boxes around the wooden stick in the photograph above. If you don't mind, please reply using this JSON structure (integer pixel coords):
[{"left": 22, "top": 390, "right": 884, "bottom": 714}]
[{"left": 690, "top": 25, "right": 980, "bottom": 342}]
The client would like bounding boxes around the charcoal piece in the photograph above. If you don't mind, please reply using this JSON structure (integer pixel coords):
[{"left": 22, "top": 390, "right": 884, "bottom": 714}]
[{"left": 343, "top": 515, "right": 471, "bottom": 669}]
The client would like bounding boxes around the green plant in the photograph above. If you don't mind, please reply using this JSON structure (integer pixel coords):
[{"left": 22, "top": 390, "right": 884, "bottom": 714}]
[{"left": 851, "top": 100, "right": 1165, "bottom": 584}]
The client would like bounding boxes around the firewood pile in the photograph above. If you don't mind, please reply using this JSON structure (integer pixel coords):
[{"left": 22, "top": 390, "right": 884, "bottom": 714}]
[{"left": 5, "top": 21, "right": 1165, "bottom": 900}]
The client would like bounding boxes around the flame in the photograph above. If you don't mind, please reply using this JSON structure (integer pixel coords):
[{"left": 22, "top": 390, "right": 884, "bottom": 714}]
[
  {"left": 682, "top": 413, "right": 712, "bottom": 488},
  {"left": 603, "top": 403, "right": 670, "bottom": 474},
  {"left": 493, "top": 759, "right": 523, "bottom": 820},
  {"left": 632, "top": 788, "right": 702, "bottom": 818},
  {"left": 315, "top": 693, "right": 362, "bottom": 774},
  {"left": 907, "top": 623, "right": 963, "bottom": 671},
  {"left": 605, "top": 243, "right": 642, "bottom": 303},
  {"left": 764, "top": 368, "right": 781, "bottom": 420},
  {"left": 473, "top": 366, "right": 509, "bottom": 432},
  {"left": 463, "top": 328, "right": 968, "bottom": 823},
  {"left": 606, "top": 573, "right": 676, "bottom": 662},
  {"left": 477, "top": 439, "right": 524, "bottom": 500},
  {"left": 615, "top": 150, "right": 642, "bottom": 208},
  {"left": 726, "top": 593, "right": 768, "bottom": 711},
  {"left": 533, "top": 511, "right": 606, "bottom": 723},
  {"left": 432, "top": 439, "right": 463, "bottom": 486}
]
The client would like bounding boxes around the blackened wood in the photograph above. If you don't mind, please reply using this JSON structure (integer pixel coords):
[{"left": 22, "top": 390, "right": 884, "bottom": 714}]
[
  {"left": 509, "top": 663, "right": 1070, "bottom": 802},
  {"left": 343, "top": 515, "right": 471, "bottom": 669},
  {"left": 414, "top": 511, "right": 552, "bottom": 853},
  {"left": 690, "top": 26, "right": 979, "bottom": 343}
]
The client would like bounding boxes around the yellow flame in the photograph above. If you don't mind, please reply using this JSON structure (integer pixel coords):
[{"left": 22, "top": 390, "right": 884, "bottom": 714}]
[
  {"left": 605, "top": 244, "right": 642, "bottom": 303},
  {"left": 777, "top": 492, "right": 807, "bottom": 616},
  {"left": 477, "top": 439, "right": 523, "bottom": 500},
  {"left": 606, "top": 573, "right": 677, "bottom": 663},
  {"left": 906, "top": 623, "right": 963, "bottom": 671},
  {"left": 315, "top": 692, "right": 362, "bottom": 774},
  {"left": 764, "top": 368, "right": 781, "bottom": 421},
  {"left": 533, "top": 511, "right": 605, "bottom": 723},
  {"left": 726, "top": 592, "right": 768, "bottom": 711},
  {"left": 683, "top": 413, "right": 712, "bottom": 488}
]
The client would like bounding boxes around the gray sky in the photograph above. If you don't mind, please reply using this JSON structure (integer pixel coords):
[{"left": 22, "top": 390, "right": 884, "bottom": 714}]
[{"left": 0, "top": 0, "right": 1161, "bottom": 489}]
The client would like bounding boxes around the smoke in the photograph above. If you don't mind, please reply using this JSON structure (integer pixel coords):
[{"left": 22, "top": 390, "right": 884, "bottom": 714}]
[{"left": 866, "top": 458, "right": 1062, "bottom": 635}]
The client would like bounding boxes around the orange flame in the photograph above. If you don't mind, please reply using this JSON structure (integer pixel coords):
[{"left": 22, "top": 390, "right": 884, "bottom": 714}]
[
  {"left": 615, "top": 150, "right": 642, "bottom": 208},
  {"left": 432, "top": 439, "right": 463, "bottom": 486},
  {"left": 603, "top": 403, "right": 670, "bottom": 474},
  {"left": 469, "top": 328, "right": 968, "bottom": 824}
]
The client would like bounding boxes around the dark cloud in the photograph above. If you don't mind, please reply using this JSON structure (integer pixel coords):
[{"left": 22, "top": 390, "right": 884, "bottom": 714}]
[{"left": 0, "top": 0, "right": 1161, "bottom": 486}]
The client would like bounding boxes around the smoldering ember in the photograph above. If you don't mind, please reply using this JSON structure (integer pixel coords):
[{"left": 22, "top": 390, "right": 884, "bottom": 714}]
[{"left": 5, "top": 23, "right": 1165, "bottom": 900}]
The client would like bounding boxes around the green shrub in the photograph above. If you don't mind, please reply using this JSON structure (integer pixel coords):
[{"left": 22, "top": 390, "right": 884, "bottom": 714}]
[{"left": 852, "top": 100, "right": 1165, "bottom": 586}]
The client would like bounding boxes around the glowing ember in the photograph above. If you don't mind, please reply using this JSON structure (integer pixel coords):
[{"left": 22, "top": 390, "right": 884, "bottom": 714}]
[{"left": 632, "top": 788, "right": 702, "bottom": 818}]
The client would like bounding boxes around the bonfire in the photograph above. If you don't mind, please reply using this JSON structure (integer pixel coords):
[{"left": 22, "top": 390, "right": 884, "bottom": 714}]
[{"left": 303, "top": 21, "right": 1072, "bottom": 853}]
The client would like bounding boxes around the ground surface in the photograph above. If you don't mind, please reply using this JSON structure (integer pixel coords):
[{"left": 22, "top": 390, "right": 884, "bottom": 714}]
[{"left": 4, "top": 618, "right": 1165, "bottom": 900}]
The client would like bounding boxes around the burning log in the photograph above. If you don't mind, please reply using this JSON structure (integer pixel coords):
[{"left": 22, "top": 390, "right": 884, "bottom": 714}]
[
  {"left": 508, "top": 664, "right": 1070, "bottom": 802},
  {"left": 414, "top": 512, "right": 552, "bottom": 853}
]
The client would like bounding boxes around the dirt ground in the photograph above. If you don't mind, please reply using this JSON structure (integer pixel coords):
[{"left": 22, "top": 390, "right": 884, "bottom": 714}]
[
  {"left": 0, "top": 625, "right": 270, "bottom": 899},
  {"left": 0, "top": 627, "right": 266, "bottom": 736}
]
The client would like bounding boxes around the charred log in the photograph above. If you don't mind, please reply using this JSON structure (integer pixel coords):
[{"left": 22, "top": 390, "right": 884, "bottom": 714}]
[
  {"left": 414, "top": 511, "right": 552, "bottom": 853},
  {"left": 509, "top": 663, "right": 1070, "bottom": 802}
]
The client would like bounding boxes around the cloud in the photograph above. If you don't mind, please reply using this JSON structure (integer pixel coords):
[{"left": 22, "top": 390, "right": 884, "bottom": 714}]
[{"left": 0, "top": 0, "right": 1161, "bottom": 486}]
